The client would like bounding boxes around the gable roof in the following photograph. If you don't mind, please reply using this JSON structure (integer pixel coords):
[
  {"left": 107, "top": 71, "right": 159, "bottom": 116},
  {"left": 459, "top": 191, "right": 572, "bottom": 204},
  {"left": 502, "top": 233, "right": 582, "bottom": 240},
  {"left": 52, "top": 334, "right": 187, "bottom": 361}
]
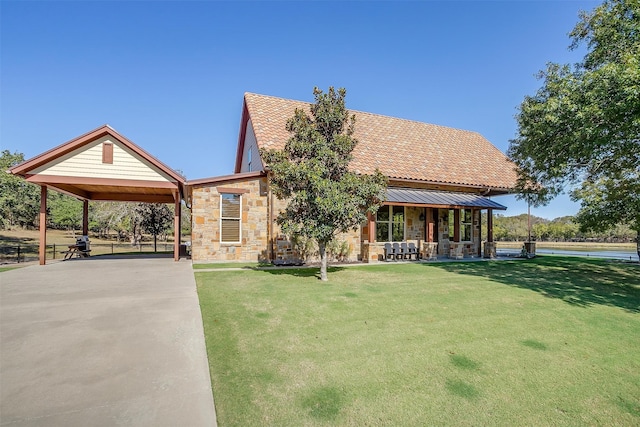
[
  {"left": 9, "top": 125, "right": 185, "bottom": 203},
  {"left": 9, "top": 125, "right": 185, "bottom": 183},
  {"left": 237, "top": 93, "right": 518, "bottom": 193}
]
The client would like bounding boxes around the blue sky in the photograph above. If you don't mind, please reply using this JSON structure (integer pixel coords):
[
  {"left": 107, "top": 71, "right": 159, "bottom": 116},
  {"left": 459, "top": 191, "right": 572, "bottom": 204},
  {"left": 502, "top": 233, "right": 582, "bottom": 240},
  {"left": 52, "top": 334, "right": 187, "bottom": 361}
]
[{"left": 1, "top": 0, "right": 599, "bottom": 219}]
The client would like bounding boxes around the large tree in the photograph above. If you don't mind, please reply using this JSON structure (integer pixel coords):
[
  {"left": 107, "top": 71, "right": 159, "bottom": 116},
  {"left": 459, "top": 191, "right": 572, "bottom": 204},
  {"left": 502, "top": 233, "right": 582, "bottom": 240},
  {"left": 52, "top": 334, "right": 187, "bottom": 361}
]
[
  {"left": 508, "top": 0, "right": 640, "bottom": 259},
  {"left": 261, "top": 87, "right": 387, "bottom": 281},
  {"left": 0, "top": 150, "right": 40, "bottom": 229},
  {"left": 136, "top": 203, "right": 173, "bottom": 252}
]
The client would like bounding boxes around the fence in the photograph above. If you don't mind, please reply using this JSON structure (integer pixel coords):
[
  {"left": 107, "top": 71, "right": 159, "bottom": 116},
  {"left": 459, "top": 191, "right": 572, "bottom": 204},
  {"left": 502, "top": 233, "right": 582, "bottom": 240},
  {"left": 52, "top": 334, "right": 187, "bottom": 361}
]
[{"left": 0, "top": 243, "right": 178, "bottom": 264}]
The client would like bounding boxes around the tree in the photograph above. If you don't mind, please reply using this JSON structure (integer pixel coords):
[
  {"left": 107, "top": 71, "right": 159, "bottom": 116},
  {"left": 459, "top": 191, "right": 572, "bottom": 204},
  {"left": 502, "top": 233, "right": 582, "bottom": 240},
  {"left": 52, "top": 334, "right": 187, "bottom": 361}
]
[
  {"left": 48, "top": 193, "right": 82, "bottom": 232},
  {"left": 260, "top": 87, "right": 387, "bottom": 281},
  {"left": 0, "top": 150, "right": 40, "bottom": 229},
  {"left": 508, "top": 0, "right": 640, "bottom": 259},
  {"left": 136, "top": 203, "right": 173, "bottom": 252}
]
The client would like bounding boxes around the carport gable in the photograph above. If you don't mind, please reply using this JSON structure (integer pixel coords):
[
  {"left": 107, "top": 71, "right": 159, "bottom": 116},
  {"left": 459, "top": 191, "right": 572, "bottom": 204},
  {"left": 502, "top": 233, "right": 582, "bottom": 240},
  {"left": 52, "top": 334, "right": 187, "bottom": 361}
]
[{"left": 9, "top": 125, "right": 184, "bottom": 203}]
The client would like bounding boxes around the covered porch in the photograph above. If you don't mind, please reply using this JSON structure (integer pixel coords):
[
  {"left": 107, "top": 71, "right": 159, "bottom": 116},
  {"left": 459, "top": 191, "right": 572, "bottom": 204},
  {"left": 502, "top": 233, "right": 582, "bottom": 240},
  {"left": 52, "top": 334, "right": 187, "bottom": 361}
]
[{"left": 362, "top": 188, "right": 507, "bottom": 262}]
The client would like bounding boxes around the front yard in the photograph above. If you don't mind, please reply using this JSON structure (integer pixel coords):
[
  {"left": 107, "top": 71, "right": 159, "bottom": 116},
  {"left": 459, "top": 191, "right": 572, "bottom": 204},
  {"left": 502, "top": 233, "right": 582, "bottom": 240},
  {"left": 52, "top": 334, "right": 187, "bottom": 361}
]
[{"left": 195, "top": 257, "right": 640, "bottom": 426}]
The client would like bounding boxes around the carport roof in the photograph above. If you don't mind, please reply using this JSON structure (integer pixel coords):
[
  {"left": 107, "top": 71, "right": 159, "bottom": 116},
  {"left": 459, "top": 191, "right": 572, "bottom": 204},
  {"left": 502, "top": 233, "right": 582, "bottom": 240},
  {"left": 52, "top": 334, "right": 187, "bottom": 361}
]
[
  {"left": 386, "top": 187, "right": 507, "bottom": 210},
  {"left": 8, "top": 125, "right": 185, "bottom": 203}
]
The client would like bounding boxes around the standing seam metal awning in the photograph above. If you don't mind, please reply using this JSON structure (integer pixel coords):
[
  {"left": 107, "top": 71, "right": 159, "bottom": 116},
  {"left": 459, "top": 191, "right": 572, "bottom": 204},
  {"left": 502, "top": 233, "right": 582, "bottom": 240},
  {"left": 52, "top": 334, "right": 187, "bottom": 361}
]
[{"left": 386, "top": 188, "right": 507, "bottom": 210}]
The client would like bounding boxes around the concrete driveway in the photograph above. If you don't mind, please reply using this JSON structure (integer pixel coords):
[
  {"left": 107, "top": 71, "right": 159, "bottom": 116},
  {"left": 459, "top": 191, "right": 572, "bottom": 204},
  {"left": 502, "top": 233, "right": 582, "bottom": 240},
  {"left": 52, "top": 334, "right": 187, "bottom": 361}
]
[{"left": 0, "top": 257, "right": 216, "bottom": 426}]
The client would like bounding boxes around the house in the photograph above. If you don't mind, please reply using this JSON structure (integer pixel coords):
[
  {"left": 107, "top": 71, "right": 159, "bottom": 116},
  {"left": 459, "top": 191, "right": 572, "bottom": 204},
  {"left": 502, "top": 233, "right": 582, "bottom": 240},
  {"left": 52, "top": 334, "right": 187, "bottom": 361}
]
[
  {"left": 187, "top": 93, "right": 518, "bottom": 263},
  {"left": 9, "top": 92, "right": 517, "bottom": 265}
]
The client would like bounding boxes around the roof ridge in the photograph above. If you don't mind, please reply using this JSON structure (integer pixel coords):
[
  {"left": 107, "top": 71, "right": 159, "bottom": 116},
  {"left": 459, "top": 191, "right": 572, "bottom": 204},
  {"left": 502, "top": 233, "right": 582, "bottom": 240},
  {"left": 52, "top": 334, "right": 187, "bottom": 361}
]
[{"left": 243, "top": 92, "right": 483, "bottom": 137}]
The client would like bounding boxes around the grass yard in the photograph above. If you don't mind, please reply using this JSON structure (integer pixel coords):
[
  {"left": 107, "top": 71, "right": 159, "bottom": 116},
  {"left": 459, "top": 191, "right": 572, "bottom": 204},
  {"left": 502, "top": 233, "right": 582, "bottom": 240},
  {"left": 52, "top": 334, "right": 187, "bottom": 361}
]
[{"left": 195, "top": 257, "right": 640, "bottom": 426}]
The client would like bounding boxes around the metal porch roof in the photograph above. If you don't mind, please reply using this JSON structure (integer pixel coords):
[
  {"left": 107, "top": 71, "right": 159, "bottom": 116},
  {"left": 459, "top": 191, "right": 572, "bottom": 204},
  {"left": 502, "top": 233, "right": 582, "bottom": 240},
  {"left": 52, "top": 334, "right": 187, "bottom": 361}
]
[{"left": 386, "top": 188, "right": 507, "bottom": 210}]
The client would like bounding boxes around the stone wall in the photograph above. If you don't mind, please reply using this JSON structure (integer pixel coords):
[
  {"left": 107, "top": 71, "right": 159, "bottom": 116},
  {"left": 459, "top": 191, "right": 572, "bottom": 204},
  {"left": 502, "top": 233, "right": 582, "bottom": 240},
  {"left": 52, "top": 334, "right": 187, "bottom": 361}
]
[
  {"left": 191, "top": 177, "right": 269, "bottom": 262},
  {"left": 437, "top": 208, "right": 482, "bottom": 257}
]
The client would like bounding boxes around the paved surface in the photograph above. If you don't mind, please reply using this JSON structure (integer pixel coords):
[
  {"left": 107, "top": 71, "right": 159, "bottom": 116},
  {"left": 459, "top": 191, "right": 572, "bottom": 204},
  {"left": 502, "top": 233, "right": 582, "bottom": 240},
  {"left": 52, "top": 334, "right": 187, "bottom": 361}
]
[{"left": 0, "top": 257, "right": 216, "bottom": 426}]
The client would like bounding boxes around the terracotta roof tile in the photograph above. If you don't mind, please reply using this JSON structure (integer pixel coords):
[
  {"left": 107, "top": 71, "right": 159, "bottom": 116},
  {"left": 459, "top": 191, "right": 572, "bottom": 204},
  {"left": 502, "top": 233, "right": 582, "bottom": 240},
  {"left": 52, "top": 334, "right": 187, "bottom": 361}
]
[{"left": 244, "top": 93, "right": 518, "bottom": 190}]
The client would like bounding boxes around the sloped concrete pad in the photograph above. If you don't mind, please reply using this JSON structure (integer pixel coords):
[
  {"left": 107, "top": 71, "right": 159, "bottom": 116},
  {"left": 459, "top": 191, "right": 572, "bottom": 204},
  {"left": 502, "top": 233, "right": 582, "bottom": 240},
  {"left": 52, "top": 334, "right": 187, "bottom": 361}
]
[{"left": 0, "top": 258, "right": 216, "bottom": 426}]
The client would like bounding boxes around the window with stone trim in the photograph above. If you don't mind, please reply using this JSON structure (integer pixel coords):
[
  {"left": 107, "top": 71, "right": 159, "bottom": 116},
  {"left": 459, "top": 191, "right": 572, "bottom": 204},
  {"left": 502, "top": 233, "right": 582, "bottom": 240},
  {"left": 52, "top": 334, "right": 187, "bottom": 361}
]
[
  {"left": 220, "top": 193, "right": 241, "bottom": 243},
  {"left": 376, "top": 205, "right": 405, "bottom": 241},
  {"left": 461, "top": 208, "right": 472, "bottom": 241},
  {"left": 448, "top": 208, "right": 472, "bottom": 241}
]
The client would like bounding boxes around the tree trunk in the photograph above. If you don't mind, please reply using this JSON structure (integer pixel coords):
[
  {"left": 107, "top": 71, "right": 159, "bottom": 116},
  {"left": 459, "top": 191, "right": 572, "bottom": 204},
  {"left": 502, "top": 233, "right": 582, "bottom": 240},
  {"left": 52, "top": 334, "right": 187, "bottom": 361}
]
[
  {"left": 154, "top": 234, "right": 157, "bottom": 252},
  {"left": 319, "top": 241, "right": 328, "bottom": 282},
  {"left": 636, "top": 230, "right": 639, "bottom": 262}
]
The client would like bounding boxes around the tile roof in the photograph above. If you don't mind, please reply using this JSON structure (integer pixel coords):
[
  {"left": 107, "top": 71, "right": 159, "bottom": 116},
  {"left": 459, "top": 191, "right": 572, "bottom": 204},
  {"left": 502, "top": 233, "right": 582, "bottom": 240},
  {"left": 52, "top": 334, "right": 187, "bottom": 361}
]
[{"left": 243, "top": 92, "right": 518, "bottom": 191}]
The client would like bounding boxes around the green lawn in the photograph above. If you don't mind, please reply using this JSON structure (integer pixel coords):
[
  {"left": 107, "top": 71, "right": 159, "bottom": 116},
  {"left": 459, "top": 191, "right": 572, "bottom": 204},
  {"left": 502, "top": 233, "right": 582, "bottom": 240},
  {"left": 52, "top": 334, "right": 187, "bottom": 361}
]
[
  {"left": 193, "top": 261, "right": 272, "bottom": 270},
  {"left": 195, "top": 257, "right": 640, "bottom": 426}
]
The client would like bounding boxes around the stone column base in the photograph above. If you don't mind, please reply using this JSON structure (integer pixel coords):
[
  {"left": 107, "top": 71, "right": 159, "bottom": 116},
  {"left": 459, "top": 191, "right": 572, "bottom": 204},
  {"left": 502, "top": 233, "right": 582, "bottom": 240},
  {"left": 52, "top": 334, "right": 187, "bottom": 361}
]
[{"left": 483, "top": 241, "right": 497, "bottom": 258}]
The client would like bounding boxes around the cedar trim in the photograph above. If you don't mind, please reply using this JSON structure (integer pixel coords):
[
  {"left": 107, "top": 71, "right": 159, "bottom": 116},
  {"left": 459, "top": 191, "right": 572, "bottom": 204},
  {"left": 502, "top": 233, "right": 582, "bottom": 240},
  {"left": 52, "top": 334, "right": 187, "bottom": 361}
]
[
  {"left": 25, "top": 174, "right": 178, "bottom": 189},
  {"left": 40, "top": 183, "right": 91, "bottom": 200},
  {"left": 39, "top": 186, "right": 47, "bottom": 265},
  {"left": 82, "top": 200, "right": 89, "bottom": 235},
  {"left": 383, "top": 201, "right": 507, "bottom": 210},
  {"left": 387, "top": 179, "right": 513, "bottom": 196},
  {"left": 216, "top": 187, "right": 249, "bottom": 194},
  {"left": 187, "top": 171, "right": 266, "bottom": 187},
  {"left": 9, "top": 125, "right": 186, "bottom": 184},
  {"left": 234, "top": 100, "right": 250, "bottom": 173},
  {"left": 90, "top": 193, "right": 175, "bottom": 203}
]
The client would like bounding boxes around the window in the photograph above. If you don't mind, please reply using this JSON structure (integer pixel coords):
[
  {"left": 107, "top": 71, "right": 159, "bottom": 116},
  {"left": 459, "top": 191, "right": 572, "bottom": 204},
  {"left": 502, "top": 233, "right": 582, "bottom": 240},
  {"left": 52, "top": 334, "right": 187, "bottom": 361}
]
[
  {"left": 376, "top": 205, "right": 404, "bottom": 241},
  {"left": 461, "top": 209, "right": 472, "bottom": 241},
  {"left": 247, "top": 147, "right": 252, "bottom": 172},
  {"left": 448, "top": 209, "right": 456, "bottom": 240},
  {"left": 448, "top": 208, "right": 473, "bottom": 241},
  {"left": 220, "top": 193, "right": 241, "bottom": 243}
]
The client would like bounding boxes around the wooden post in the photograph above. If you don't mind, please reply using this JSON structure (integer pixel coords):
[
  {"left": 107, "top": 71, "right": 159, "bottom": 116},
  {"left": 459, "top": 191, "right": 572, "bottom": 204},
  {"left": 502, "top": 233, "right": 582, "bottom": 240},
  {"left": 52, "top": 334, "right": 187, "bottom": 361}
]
[
  {"left": 39, "top": 185, "right": 47, "bottom": 265},
  {"left": 82, "top": 200, "right": 89, "bottom": 236},
  {"left": 487, "top": 209, "right": 494, "bottom": 242},
  {"left": 453, "top": 209, "right": 460, "bottom": 242},
  {"left": 367, "top": 212, "right": 376, "bottom": 243},
  {"left": 174, "top": 195, "right": 181, "bottom": 261}
]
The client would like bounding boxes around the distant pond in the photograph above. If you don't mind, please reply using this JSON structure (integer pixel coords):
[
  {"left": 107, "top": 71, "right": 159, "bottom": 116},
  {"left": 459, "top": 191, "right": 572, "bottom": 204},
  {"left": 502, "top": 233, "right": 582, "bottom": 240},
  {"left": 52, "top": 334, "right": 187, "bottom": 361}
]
[{"left": 497, "top": 246, "right": 639, "bottom": 262}]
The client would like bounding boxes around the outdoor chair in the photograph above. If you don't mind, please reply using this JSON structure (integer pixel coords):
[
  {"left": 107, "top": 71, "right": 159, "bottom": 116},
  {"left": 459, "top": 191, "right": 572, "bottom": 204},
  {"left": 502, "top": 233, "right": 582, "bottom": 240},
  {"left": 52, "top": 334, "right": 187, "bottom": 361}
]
[
  {"left": 423, "top": 242, "right": 438, "bottom": 261},
  {"left": 405, "top": 242, "right": 419, "bottom": 260},
  {"left": 384, "top": 243, "right": 397, "bottom": 261},
  {"left": 449, "top": 244, "right": 464, "bottom": 260},
  {"left": 393, "top": 243, "right": 402, "bottom": 260}
]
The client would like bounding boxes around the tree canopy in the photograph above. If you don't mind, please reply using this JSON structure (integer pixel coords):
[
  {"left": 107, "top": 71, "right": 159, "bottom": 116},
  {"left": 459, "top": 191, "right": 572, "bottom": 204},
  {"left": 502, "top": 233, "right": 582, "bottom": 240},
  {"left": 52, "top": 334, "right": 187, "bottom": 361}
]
[
  {"left": 0, "top": 150, "right": 40, "bottom": 228},
  {"left": 508, "top": 0, "right": 640, "bottom": 254},
  {"left": 260, "top": 87, "right": 387, "bottom": 281}
]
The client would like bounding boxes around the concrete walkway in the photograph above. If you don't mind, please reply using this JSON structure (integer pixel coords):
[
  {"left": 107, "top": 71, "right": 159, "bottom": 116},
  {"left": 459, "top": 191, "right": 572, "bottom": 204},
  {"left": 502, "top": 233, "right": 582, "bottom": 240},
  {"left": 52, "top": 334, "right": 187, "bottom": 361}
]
[{"left": 0, "top": 258, "right": 216, "bottom": 426}]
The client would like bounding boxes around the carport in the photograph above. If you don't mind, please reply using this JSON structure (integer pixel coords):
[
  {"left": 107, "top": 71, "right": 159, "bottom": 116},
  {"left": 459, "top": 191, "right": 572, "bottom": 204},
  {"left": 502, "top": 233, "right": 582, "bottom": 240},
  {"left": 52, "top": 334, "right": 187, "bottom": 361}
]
[{"left": 8, "top": 125, "right": 186, "bottom": 264}]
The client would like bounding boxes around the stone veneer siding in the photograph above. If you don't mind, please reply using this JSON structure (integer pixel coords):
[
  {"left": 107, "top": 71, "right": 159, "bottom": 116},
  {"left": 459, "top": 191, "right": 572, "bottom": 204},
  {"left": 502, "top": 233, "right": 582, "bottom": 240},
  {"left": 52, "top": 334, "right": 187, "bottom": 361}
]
[
  {"left": 191, "top": 177, "right": 362, "bottom": 263},
  {"left": 438, "top": 208, "right": 481, "bottom": 256},
  {"left": 191, "top": 177, "right": 269, "bottom": 262}
]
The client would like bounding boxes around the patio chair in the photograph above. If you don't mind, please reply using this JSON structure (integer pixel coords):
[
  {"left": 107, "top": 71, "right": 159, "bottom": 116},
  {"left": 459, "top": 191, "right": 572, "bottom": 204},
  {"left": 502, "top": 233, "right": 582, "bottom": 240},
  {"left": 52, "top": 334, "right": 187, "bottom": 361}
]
[
  {"left": 449, "top": 244, "right": 464, "bottom": 260},
  {"left": 423, "top": 242, "right": 438, "bottom": 261},
  {"left": 393, "top": 243, "right": 402, "bottom": 260},
  {"left": 405, "top": 242, "right": 419, "bottom": 260},
  {"left": 384, "top": 243, "right": 397, "bottom": 261}
]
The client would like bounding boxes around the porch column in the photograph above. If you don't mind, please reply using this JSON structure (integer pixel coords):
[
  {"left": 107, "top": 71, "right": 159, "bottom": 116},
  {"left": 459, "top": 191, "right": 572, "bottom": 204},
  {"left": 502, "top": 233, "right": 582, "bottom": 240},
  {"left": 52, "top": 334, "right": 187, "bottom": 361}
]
[
  {"left": 39, "top": 185, "right": 47, "bottom": 265},
  {"left": 174, "top": 195, "right": 181, "bottom": 261},
  {"left": 426, "top": 208, "right": 434, "bottom": 242},
  {"left": 82, "top": 200, "right": 89, "bottom": 236},
  {"left": 487, "top": 209, "right": 494, "bottom": 242},
  {"left": 367, "top": 212, "right": 376, "bottom": 243},
  {"left": 453, "top": 209, "right": 460, "bottom": 242}
]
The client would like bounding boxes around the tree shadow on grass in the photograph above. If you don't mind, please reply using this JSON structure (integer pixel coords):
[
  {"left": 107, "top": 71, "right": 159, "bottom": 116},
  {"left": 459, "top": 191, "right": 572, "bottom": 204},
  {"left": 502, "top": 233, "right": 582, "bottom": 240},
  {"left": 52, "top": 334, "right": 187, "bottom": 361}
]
[
  {"left": 0, "top": 234, "right": 37, "bottom": 245},
  {"left": 427, "top": 257, "right": 640, "bottom": 313},
  {"left": 260, "top": 266, "right": 345, "bottom": 279}
]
